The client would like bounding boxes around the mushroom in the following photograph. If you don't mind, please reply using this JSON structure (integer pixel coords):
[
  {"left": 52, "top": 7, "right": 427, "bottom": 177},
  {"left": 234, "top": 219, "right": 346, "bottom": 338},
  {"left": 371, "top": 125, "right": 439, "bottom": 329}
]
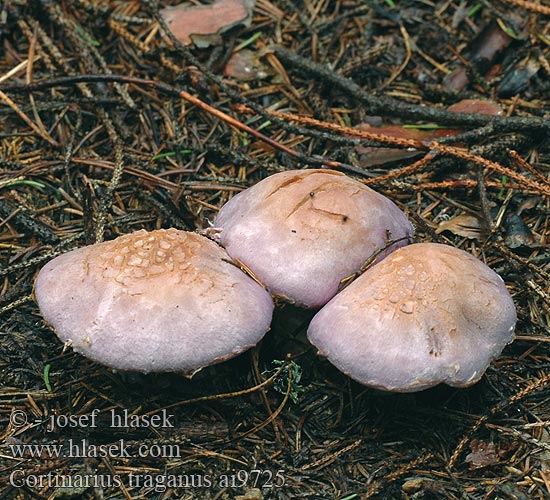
[
  {"left": 209, "top": 169, "right": 413, "bottom": 308},
  {"left": 307, "top": 243, "right": 516, "bottom": 392},
  {"left": 34, "top": 229, "right": 274, "bottom": 373}
]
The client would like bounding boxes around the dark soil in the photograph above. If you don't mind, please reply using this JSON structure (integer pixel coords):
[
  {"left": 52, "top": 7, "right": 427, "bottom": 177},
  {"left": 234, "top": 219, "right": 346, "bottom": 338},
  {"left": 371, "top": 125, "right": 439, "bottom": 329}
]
[{"left": 1, "top": 0, "right": 550, "bottom": 499}]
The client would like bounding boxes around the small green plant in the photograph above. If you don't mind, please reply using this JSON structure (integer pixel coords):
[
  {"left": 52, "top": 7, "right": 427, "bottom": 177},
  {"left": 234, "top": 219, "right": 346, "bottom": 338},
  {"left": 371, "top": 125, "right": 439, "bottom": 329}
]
[
  {"left": 467, "top": 3, "right": 483, "bottom": 17},
  {"left": 43, "top": 364, "right": 52, "bottom": 392},
  {"left": 264, "top": 360, "right": 306, "bottom": 403},
  {"left": 234, "top": 31, "right": 263, "bottom": 52},
  {"left": 0, "top": 179, "right": 46, "bottom": 189},
  {"left": 152, "top": 149, "right": 192, "bottom": 160},
  {"left": 74, "top": 25, "right": 100, "bottom": 47}
]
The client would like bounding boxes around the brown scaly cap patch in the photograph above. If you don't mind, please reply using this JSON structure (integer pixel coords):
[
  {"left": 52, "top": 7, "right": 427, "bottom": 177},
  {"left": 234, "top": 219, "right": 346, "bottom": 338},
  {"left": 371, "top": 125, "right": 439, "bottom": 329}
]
[{"left": 35, "top": 229, "right": 274, "bottom": 373}]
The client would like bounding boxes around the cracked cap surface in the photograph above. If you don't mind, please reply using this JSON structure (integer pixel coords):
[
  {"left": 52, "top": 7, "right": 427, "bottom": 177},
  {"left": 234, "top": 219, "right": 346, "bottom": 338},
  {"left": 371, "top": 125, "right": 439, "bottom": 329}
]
[
  {"left": 307, "top": 243, "right": 517, "bottom": 391},
  {"left": 35, "top": 229, "right": 274, "bottom": 373}
]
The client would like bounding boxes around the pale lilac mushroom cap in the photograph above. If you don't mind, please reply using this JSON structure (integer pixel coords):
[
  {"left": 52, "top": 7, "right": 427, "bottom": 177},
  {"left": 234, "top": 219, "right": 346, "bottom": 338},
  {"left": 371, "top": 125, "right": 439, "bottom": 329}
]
[
  {"left": 307, "top": 243, "right": 517, "bottom": 392},
  {"left": 209, "top": 169, "right": 413, "bottom": 308},
  {"left": 34, "top": 229, "right": 274, "bottom": 373}
]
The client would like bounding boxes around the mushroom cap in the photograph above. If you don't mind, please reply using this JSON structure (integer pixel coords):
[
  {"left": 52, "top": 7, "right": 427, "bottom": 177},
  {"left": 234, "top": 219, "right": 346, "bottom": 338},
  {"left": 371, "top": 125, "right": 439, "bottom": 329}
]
[
  {"left": 34, "top": 229, "right": 274, "bottom": 373},
  {"left": 307, "top": 243, "right": 516, "bottom": 392},
  {"left": 210, "top": 169, "right": 413, "bottom": 308}
]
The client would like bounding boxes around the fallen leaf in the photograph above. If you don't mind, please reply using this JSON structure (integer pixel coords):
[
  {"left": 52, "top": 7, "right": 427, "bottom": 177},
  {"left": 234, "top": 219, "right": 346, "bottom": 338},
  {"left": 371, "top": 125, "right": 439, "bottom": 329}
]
[
  {"left": 160, "top": 0, "right": 256, "bottom": 48},
  {"left": 465, "top": 439, "right": 500, "bottom": 469},
  {"left": 443, "top": 20, "right": 513, "bottom": 91},
  {"left": 497, "top": 57, "right": 541, "bottom": 98},
  {"left": 446, "top": 99, "right": 503, "bottom": 115},
  {"left": 356, "top": 147, "right": 422, "bottom": 167},
  {"left": 355, "top": 99, "right": 501, "bottom": 166},
  {"left": 224, "top": 49, "right": 269, "bottom": 80},
  {"left": 355, "top": 123, "right": 429, "bottom": 167},
  {"left": 504, "top": 213, "right": 537, "bottom": 248},
  {"left": 434, "top": 99, "right": 503, "bottom": 137},
  {"left": 435, "top": 214, "right": 485, "bottom": 239}
]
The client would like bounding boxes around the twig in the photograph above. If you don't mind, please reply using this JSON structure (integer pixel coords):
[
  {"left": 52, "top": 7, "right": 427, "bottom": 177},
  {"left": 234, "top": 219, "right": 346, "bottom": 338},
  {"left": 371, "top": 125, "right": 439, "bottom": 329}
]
[
  {"left": 0, "top": 89, "right": 58, "bottom": 146},
  {"left": 0, "top": 74, "right": 364, "bottom": 173},
  {"left": 363, "top": 151, "right": 437, "bottom": 186},
  {"left": 380, "top": 24, "right": 412, "bottom": 89},
  {"left": 500, "top": 0, "right": 550, "bottom": 14},
  {"left": 274, "top": 46, "right": 550, "bottom": 133},
  {"left": 448, "top": 371, "right": 550, "bottom": 468},
  {"left": 509, "top": 150, "right": 550, "bottom": 187},
  {"left": 434, "top": 143, "right": 550, "bottom": 197},
  {"left": 237, "top": 105, "right": 425, "bottom": 149}
]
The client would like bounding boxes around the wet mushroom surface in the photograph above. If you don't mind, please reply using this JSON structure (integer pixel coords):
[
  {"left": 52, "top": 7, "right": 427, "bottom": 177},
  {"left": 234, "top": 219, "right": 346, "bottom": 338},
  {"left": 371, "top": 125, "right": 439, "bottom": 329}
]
[
  {"left": 34, "top": 229, "right": 274, "bottom": 373},
  {"left": 209, "top": 169, "right": 413, "bottom": 308},
  {"left": 307, "top": 243, "right": 517, "bottom": 392}
]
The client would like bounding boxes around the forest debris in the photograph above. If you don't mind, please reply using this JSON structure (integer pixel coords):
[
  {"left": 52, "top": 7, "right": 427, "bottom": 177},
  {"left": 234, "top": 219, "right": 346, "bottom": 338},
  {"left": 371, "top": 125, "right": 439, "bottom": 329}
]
[
  {"left": 356, "top": 99, "right": 501, "bottom": 167},
  {"left": 355, "top": 124, "right": 430, "bottom": 166},
  {"left": 444, "top": 99, "right": 503, "bottom": 116},
  {"left": 443, "top": 20, "right": 513, "bottom": 91},
  {"left": 1, "top": 1, "right": 549, "bottom": 498},
  {"left": 52, "top": 475, "right": 90, "bottom": 498},
  {"left": 235, "top": 489, "right": 263, "bottom": 500},
  {"left": 356, "top": 124, "right": 432, "bottom": 142},
  {"left": 160, "top": 0, "right": 256, "bottom": 48},
  {"left": 401, "top": 477, "right": 446, "bottom": 495},
  {"left": 356, "top": 147, "right": 422, "bottom": 167},
  {"left": 465, "top": 439, "right": 501, "bottom": 469},
  {"left": 534, "top": 429, "right": 550, "bottom": 472},
  {"left": 433, "top": 99, "right": 503, "bottom": 137},
  {"left": 503, "top": 213, "right": 537, "bottom": 248},
  {"left": 435, "top": 214, "right": 485, "bottom": 239},
  {"left": 516, "top": 197, "right": 538, "bottom": 215},
  {"left": 497, "top": 56, "right": 541, "bottom": 97},
  {"left": 224, "top": 49, "right": 269, "bottom": 80}
]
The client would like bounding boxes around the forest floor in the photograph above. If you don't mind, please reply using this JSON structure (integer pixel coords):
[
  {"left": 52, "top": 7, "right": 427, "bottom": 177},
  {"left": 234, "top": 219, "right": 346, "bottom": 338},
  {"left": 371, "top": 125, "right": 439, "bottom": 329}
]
[{"left": 1, "top": 0, "right": 550, "bottom": 499}]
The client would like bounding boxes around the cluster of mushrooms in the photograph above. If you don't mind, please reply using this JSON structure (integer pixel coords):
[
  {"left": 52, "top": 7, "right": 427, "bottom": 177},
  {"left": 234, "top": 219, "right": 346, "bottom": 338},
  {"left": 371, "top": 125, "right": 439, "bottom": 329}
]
[{"left": 35, "top": 169, "right": 517, "bottom": 392}]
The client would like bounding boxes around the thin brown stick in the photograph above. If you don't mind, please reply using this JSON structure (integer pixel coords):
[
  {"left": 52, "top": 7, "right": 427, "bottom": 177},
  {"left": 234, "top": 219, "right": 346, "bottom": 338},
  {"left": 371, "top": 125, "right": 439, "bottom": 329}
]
[
  {"left": 0, "top": 89, "right": 58, "bottom": 146},
  {"left": 381, "top": 24, "right": 412, "bottom": 89},
  {"left": 509, "top": 150, "right": 550, "bottom": 186},
  {"left": 238, "top": 105, "right": 426, "bottom": 149},
  {"left": 1, "top": 74, "right": 362, "bottom": 172},
  {"left": 500, "top": 0, "right": 550, "bottom": 14},
  {"left": 434, "top": 143, "right": 550, "bottom": 197},
  {"left": 141, "top": 359, "right": 290, "bottom": 417},
  {"left": 448, "top": 371, "right": 550, "bottom": 468},
  {"left": 363, "top": 151, "right": 437, "bottom": 185}
]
